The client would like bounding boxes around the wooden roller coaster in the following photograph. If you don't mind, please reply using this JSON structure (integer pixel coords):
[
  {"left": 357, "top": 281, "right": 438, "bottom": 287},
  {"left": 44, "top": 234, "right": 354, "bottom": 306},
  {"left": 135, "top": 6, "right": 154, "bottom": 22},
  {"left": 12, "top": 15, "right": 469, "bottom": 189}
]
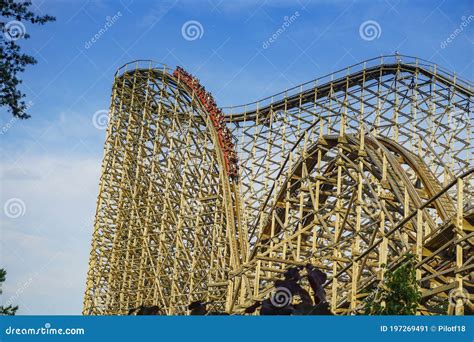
[{"left": 83, "top": 55, "right": 473, "bottom": 315}]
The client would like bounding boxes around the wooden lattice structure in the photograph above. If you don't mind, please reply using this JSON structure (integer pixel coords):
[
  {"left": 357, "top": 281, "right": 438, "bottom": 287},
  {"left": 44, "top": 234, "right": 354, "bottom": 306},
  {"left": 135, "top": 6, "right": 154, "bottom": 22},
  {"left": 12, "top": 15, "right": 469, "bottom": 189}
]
[{"left": 83, "top": 55, "right": 473, "bottom": 315}]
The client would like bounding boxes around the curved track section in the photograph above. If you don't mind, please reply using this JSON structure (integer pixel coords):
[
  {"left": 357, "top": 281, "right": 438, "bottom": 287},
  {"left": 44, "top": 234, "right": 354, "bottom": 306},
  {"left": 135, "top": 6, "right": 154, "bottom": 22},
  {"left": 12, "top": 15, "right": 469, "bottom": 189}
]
[
  {"left": 240, "top": 133, "right": 469, "bottom": 314},
  {"left": 83, "top": 64, "right": 242, "bottom": 314},
  {"left": 84, "top": 56, "right": 473, "bottom": 315}
]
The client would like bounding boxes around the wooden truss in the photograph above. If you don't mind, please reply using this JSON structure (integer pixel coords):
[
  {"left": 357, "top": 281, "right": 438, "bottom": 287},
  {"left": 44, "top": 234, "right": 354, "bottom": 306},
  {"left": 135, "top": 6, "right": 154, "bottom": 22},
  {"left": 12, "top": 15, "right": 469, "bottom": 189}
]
[{"left": 83, "top": 55, "right": 473, "bottom": 315}]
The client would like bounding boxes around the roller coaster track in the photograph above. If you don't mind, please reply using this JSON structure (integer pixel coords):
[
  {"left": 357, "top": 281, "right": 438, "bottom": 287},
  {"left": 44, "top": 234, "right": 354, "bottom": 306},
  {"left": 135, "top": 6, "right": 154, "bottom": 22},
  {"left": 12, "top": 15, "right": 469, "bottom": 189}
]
[{"left": 84, "top": 55, "right": 473, "bottom": 315}]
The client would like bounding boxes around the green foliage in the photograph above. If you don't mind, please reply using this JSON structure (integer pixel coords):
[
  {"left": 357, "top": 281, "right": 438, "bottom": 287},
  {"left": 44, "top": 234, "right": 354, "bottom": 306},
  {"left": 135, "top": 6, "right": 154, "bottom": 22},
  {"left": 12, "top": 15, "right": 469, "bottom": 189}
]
[
  {"left": 0, "top": 268, "right": 18, "bottom": 315},
  {"left": 364, "top": 254, "right": 421, "bottom": 315},
  {"left": 1, "top": 0, "right": 55, "bottom": 118}
]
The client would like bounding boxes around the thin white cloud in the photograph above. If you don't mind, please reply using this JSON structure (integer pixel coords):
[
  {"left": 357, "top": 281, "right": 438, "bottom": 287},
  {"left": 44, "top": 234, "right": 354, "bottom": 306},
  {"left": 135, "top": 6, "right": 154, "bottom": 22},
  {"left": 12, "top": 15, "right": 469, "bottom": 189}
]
[{"left": 1, "top": 155, "right": 100, "bottom": 314}]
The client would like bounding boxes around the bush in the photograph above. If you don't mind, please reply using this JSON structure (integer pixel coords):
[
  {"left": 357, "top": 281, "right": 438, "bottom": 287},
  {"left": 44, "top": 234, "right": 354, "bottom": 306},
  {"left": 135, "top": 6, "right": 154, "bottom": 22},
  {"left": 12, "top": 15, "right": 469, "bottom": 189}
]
[{"left": 364, "top": 254, "right": 421, "bottom": 315}]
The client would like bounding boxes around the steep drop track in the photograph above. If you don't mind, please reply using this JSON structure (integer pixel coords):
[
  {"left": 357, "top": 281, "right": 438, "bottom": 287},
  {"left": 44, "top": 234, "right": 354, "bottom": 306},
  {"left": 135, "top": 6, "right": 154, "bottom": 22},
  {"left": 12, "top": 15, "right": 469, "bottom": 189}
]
[{"left": 84, "top": 55, "right": 473, "bottom": 315}]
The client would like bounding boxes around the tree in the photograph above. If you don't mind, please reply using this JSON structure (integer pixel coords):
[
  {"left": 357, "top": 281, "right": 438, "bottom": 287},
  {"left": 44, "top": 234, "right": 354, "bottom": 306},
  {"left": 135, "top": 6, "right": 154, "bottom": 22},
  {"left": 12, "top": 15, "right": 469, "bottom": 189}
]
[
  {"left": 0, "top": 268, "right": 18, "bottom": 315},
  {"left": 364, "top": 254, "right": 421, "bottom": 315},
  {"left": 1, "top": 0, "right": 55, "bottom": 118}
]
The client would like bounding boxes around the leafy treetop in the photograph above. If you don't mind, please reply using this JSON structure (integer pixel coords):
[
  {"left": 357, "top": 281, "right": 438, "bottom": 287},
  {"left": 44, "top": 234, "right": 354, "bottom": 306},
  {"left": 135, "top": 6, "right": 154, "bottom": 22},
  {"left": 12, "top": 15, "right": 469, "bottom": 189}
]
[{"left": 1, "top": 0, "right": 55, "bottom": 118}]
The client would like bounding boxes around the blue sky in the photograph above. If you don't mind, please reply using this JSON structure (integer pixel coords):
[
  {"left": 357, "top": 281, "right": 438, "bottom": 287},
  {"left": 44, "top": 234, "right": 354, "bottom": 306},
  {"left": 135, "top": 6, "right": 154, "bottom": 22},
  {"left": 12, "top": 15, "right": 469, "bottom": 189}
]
[{"left": 0, "top": 0, "right": 472, "bottom": 315}]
